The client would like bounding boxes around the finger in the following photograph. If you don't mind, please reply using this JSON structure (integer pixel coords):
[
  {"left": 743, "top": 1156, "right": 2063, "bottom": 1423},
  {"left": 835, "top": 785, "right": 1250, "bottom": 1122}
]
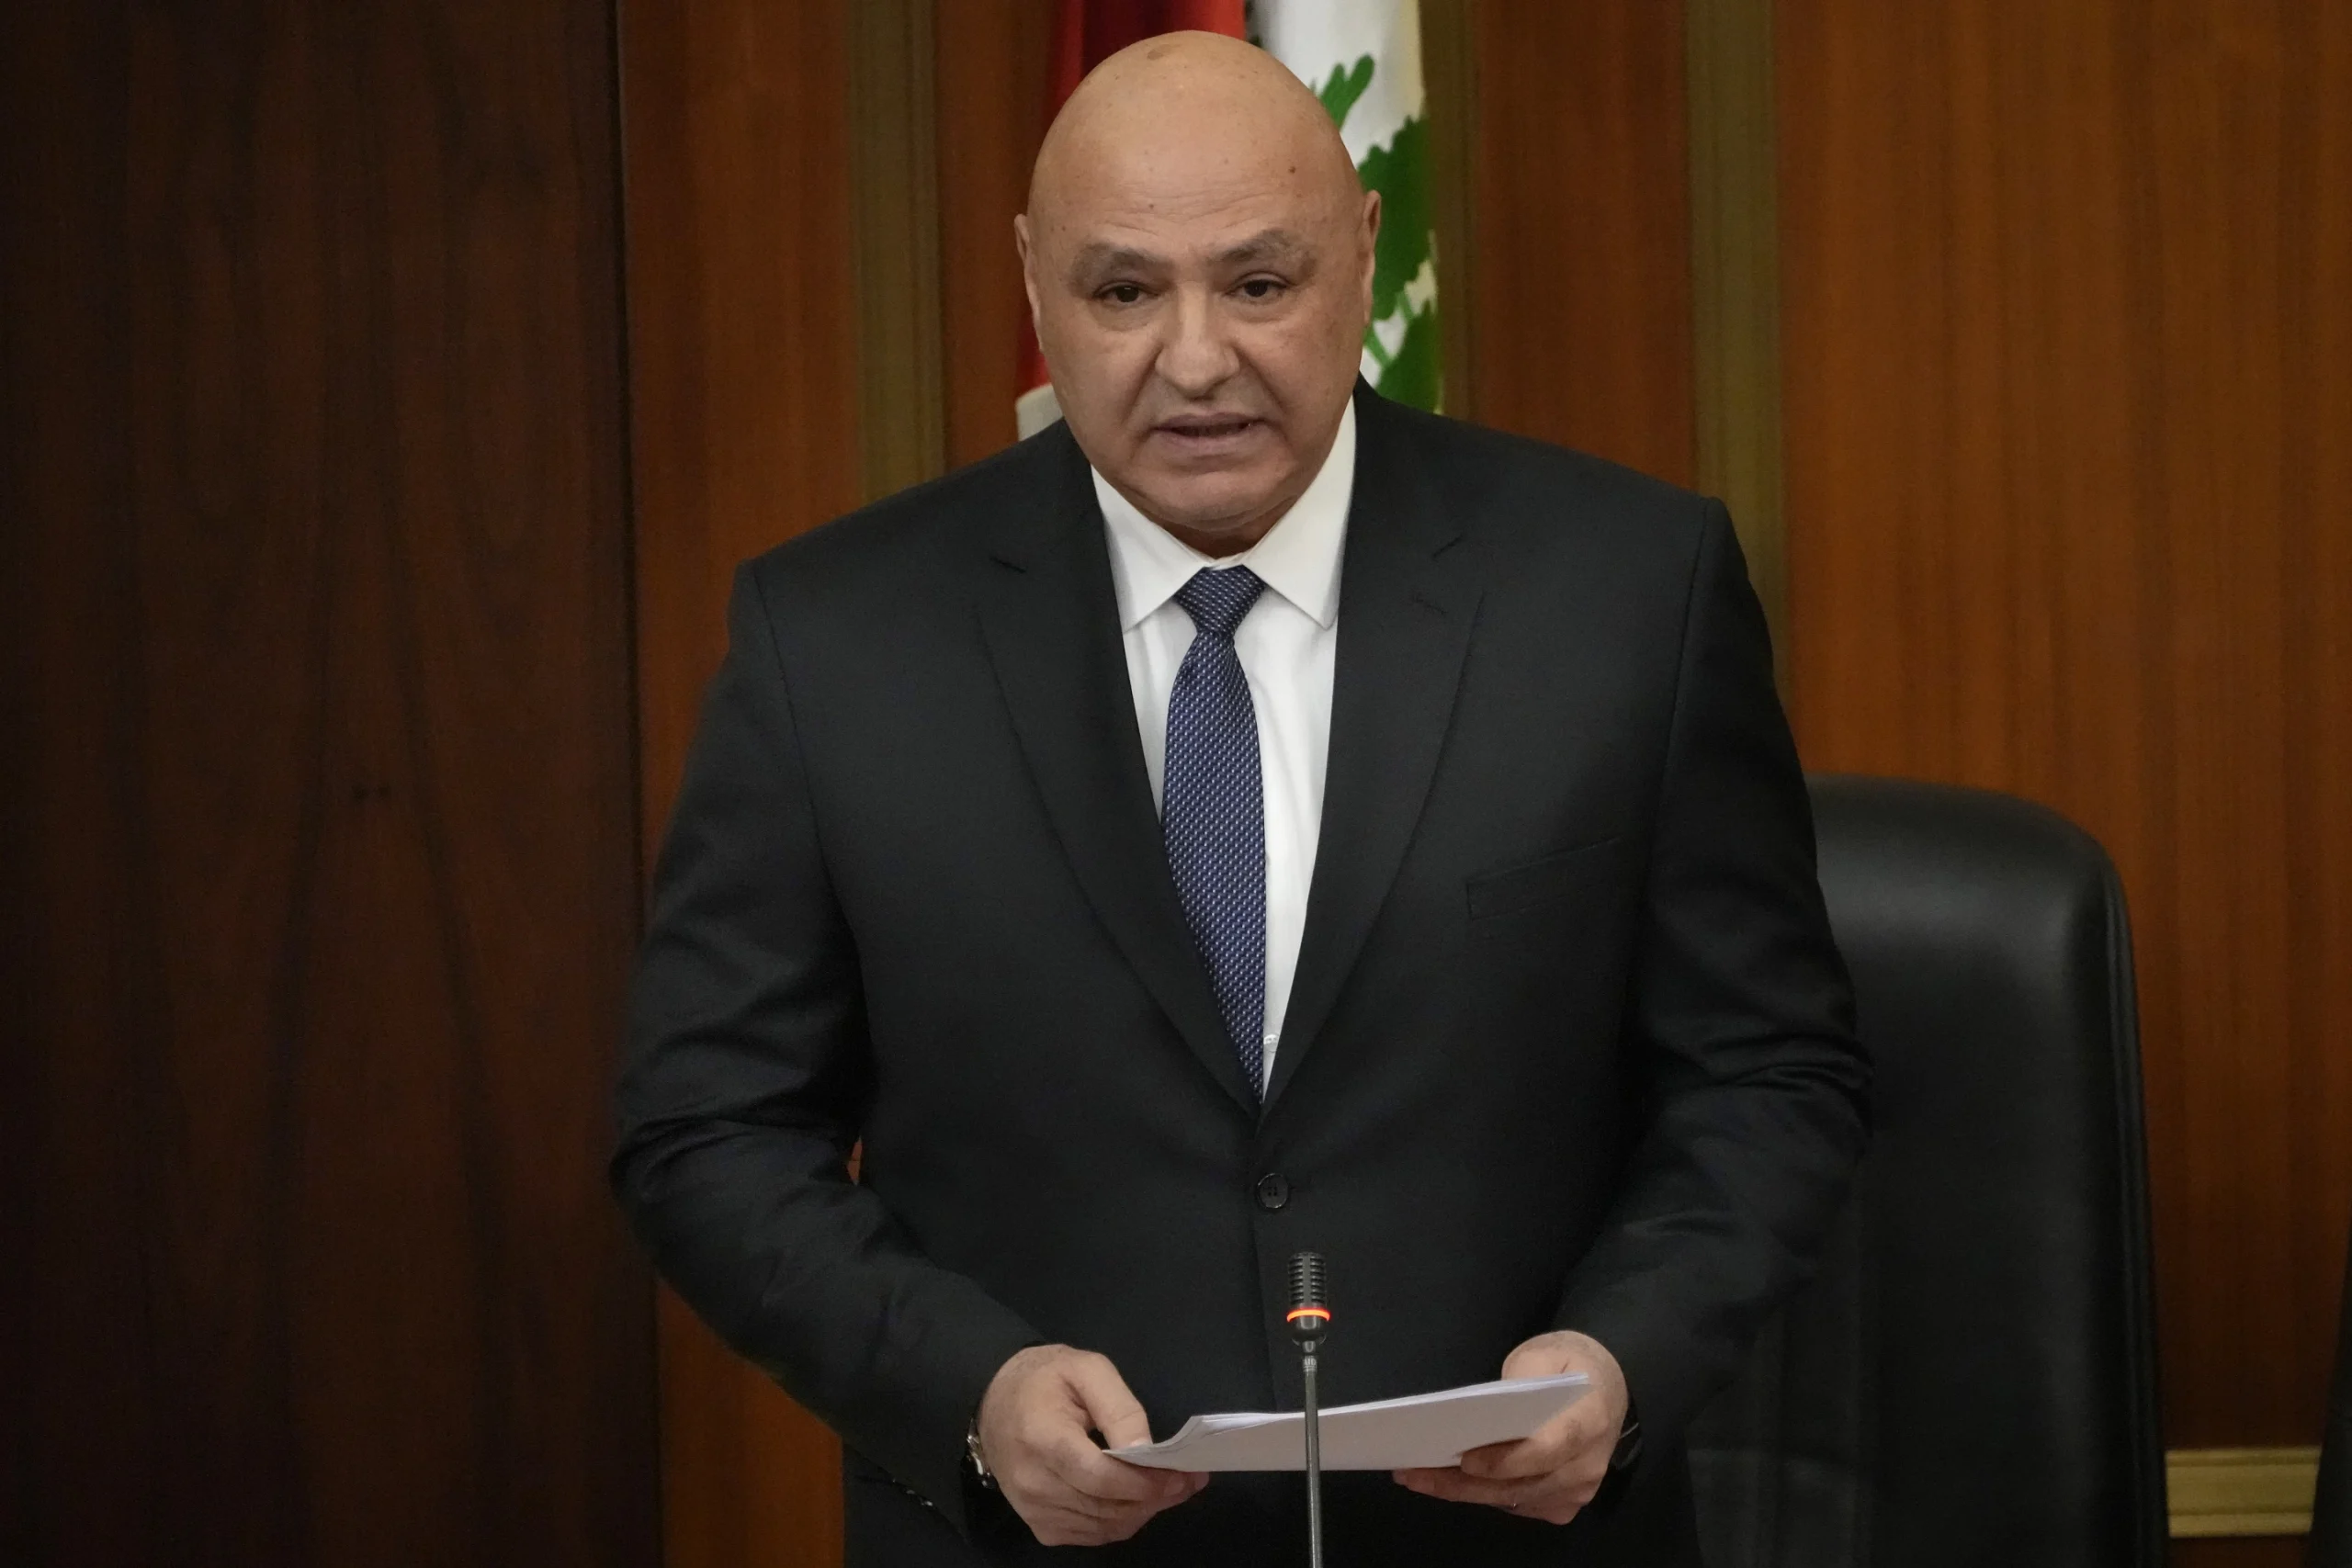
[
  {"left": 1401, "top": 1458, "right": 1602, "bottom": 1506},
  {"left": 1397, "top": 1473, "right": 1581, "bottom": 1526},
  {"left": 1102, "top": 1470, "right": 1208, "bottom": 1516},
  {"left": 1064, "top": 1353, "right": 1154, "bottom": 1450},
  {"left": 1012, "top": 1435, "right": 1195, "bottom": 1522},
  {"left": 997, "top": 1436, "right": 1159, "bottom": 1517},
  {"left": 1498, "top": 1339, "right": 1575, "bottom": 1380},
  {"left": 1049, "top": 1355, "right": 1193, "bottom": 1504},
  {"left": 1460, "top": 1401, "right": 1607, "bottom": 1480},
  {"left": 1029, "top": 1480, "right": 1198, "bottom": 1544},
  {"left": 1397, "top": 1465, "right": 1522, "bottom": 1508},
  {"left": 1027, "top": 1501, "right": 1153, "bottom": 1548},
  {"left": 1044, "top": 1437, "right": 1182, "bottom": 1506},
  {"left": 1488, "top": 1483, "right": 1597, "bottom": 1527},
  {"left": 1459, "top": 1436, "right": 1543, "bottom": 1480},
  {"left": 1012, "top": 1475, "right": 1165, "bottom": 1534}
]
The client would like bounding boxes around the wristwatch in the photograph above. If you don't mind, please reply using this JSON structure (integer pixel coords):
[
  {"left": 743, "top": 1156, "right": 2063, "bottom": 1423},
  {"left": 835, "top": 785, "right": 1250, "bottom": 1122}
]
[
  {"left": 1589, "top": 1401, "right": 1644, "bottom": 1512},
  {"left": 967, "top": 1416, "right": 998, "bottom": 1491},
  {"left": 1609, "top": 1405, "right": 1645, "bottom": 1475}
]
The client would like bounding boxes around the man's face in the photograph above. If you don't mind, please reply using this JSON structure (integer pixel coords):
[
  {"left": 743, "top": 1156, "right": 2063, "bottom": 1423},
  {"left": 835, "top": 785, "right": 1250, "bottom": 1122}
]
[{"left": 1020, "top": 130, "right": 1376, "bottom": 552}]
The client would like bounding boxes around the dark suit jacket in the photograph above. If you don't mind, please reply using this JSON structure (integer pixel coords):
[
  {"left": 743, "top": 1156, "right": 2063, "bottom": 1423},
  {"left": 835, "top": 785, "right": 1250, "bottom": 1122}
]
[{"left": 614, "top": 385, "right": 1870, "bottom": 1566}]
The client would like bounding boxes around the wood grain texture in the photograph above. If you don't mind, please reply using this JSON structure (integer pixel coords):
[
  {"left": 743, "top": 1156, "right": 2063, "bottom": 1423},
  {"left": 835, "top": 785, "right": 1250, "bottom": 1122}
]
[
  {"left": 618, "top": 2, "right": 862, "bottom": 1565},
  {"left": 1779, "top": 0, "right": 2352, "bottom": 1471},
  {"left": 850, "top": 0, "right": 947, "bottom": 497},
  {"left": 1686, "top": 0, "right": 1788, "bottom": 676},
  {"left": 934, "top": 0, "right": 1055, "bottom": 468},
  {"left": 624, "top": 0, "right": 865, "bottom": 840},
  {"left": 0, "top": 1, "right": 657, "bottom": 1562},
  {"left": 1469, "top": 0, "right": 1697, "bottom": 486}
]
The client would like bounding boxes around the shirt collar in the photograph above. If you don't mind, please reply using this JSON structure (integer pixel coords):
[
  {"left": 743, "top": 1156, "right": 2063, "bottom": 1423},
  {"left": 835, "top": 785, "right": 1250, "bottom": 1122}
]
[{"left": 1094, "top": 399, "right": 1354, "bottom": 634}]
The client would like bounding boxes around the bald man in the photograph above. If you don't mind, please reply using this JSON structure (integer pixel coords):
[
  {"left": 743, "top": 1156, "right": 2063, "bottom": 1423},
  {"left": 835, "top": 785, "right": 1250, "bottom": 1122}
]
[{"left": 616, "top": 32, "right": 1867, "bottom": 1568}]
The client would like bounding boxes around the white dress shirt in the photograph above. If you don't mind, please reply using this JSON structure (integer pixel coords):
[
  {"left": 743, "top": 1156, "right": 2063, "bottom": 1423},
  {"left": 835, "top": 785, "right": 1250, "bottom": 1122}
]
[{"left": 1093, "top": 400, "right": 1354, "bottom": 1089}]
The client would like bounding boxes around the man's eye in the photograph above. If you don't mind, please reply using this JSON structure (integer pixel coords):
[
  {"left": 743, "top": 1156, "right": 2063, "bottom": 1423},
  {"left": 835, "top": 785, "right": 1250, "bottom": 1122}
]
[
  {"left": 1238, "top": 277, "right": 1287, "bottom": 300},
  {"left": 1098, "top": 283, "right": 1146, "bottom": 305}
]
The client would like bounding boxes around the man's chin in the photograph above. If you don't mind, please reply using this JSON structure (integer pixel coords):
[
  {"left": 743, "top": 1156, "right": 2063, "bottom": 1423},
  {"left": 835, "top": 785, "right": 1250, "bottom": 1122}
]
[
  {"left": 1134, "top": 446, "right": 1295, "bottom": 510},
  {"left": 1130, "top": 478, "right": 1290, "bottom": 546}
]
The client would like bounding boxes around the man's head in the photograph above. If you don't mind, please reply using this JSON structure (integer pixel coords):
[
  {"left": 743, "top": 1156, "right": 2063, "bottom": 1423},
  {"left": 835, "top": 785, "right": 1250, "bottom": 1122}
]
[{"left": 1017, "top": 31, "right": 1377, "bottom": 555}]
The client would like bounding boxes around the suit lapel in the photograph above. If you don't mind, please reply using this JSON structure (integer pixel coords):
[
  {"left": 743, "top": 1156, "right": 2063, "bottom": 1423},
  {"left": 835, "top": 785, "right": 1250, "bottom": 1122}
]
[
  {"left": 975, "top": 427, "right": 1261, "bottom": 1113},
  {"left": 1264, "top": 390, "right": 1482, "bottom": 1112}
]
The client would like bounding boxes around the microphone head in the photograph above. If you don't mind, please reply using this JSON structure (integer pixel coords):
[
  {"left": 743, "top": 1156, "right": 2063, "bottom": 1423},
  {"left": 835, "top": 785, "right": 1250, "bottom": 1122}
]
[{"left": 1285, "top": 1250, "right": 1330, "bottom": 1344}]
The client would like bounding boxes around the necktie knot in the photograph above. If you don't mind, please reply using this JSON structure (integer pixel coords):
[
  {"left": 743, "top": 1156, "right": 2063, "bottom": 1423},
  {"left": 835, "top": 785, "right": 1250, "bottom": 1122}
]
[{"left": 1174, "top": 566, "right": 1267, "bottom": 640}]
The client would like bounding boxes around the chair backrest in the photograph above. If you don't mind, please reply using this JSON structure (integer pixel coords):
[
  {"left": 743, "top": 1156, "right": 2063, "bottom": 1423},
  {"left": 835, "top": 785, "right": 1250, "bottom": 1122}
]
[
  {"left": 1688, "top": 774, "right": 2168, "bottom": 1568},
  {"left": 2312, "top": 1231, "right": 2352, "bottom": 1566}
]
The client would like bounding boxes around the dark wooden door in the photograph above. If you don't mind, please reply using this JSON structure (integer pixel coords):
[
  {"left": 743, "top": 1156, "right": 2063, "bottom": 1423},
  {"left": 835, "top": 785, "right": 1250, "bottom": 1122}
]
[{"left": 0, "top": 2, "right": 659, "bottom": 1562}]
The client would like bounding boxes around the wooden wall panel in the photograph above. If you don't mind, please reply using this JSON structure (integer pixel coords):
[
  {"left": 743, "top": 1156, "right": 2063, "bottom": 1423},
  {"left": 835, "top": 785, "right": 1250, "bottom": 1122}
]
[
  {"left": 0, "top": 2, "right": 657, "bottom": 1563},
  {"left": 618, "top": 3, "right": 863, "bottom": 1566},
  {"left": 1779, "top": 0, "right": 2352, "bottom": 1497},
  {"left": 1468, "top": 0, "right": 1697, "bottom": 486},
  {"left": 935, "top": 0, "right": 1055, "bottom": 469}
]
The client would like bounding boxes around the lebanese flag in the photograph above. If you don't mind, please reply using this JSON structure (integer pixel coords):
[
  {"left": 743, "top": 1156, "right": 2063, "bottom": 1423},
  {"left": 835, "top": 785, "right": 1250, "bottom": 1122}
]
[
  {"left": 1015, "top": 0, "right": 1249, "bottom": 438},
  {"left": 1261, "top": 0, "right": 1442, "bottom": 411}
]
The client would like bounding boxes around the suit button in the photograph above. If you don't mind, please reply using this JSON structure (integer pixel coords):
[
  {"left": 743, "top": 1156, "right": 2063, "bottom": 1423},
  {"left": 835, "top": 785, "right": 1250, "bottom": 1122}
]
[{"left": 1254, "top": 1172, "right": 1290, "bottom": 1212}]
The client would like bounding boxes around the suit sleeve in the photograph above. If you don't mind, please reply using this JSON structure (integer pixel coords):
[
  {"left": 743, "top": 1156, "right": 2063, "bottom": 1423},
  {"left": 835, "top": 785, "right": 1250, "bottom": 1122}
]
[
  {"left": 1554, "top": 501, "right": 1871, "bottom": 1450},
  {"left": 612, "top": 566, "right": 1041, "bottom": 1531}
]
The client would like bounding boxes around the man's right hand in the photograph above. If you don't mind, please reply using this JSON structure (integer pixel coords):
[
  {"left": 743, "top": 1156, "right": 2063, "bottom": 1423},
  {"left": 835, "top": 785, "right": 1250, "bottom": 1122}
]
[{"left": 975, "top": 1344, "right": 1207, "bottom": 1547}]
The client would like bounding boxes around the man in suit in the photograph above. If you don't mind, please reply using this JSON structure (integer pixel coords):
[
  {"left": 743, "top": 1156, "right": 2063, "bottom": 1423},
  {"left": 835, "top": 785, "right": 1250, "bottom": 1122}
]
[{"left": 615, "top": 30, "right": 1868, "bottom": 1566}]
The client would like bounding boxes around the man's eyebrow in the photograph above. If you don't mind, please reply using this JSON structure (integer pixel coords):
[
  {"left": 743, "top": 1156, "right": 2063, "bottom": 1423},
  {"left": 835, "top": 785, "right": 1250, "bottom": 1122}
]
[
  {"left": 1067, "top": 242, "right": 1166, "bottom": 283},
  {"left": 1064, "top": 229, "right": 1317, "bottom": 285},
  {"left": 1216, "top": 229, "right": 1314, "bottom": 268}
]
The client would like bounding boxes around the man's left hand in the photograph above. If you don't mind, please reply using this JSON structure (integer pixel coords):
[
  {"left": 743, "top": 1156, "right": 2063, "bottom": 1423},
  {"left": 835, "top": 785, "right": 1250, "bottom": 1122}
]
[{"left": 1392, "top": 1330, "right": 1629, "bottom": 1526}]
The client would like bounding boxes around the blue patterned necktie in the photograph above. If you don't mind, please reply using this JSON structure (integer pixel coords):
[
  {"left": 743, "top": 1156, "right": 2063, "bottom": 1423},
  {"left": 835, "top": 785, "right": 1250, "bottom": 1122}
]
[{"left": 1163, "top": 566, "right": 1271, "bottom": 1096}]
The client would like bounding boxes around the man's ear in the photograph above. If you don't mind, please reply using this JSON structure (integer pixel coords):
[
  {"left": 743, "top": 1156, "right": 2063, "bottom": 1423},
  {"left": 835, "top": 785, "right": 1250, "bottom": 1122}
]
[
  {"left": 1015, "top": 214, "right": 1044, "bottom": 330},
  {"left": 1359, "top": 189, "right": 1383, "bottom": 320}
]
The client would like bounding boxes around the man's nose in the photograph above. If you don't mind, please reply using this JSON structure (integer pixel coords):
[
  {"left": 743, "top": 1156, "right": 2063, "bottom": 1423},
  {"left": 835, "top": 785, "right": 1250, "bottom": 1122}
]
[{"left": 1154, "top": 288, "right": 1240, "bottom": 397}]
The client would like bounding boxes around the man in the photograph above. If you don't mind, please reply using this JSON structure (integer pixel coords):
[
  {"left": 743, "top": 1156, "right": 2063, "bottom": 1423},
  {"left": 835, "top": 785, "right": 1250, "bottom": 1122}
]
[{"left": 616, "top": 30, "right": 1867, "bottom": 1567}]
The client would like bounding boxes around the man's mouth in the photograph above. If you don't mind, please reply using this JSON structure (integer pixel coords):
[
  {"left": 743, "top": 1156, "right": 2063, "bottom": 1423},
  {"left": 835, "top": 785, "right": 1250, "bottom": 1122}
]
[{"left": 1155, "top": 416, "right": 1262, "bottom": 446}]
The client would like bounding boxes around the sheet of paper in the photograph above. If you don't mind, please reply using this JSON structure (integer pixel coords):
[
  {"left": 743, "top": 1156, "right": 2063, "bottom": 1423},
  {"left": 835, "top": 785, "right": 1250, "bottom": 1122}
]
[{"left": 1108, "top": 1373, "right": 1589, "bottom": 1472}]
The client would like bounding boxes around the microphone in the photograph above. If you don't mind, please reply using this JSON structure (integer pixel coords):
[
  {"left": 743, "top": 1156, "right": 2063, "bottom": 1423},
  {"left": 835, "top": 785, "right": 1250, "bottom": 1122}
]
[
  {"left": 1286, "top": 1250, "right": 1329, "bottom": 1568},
  {"left": 1287, "top": 1250, "right": 1331, "bottom": 1348}
]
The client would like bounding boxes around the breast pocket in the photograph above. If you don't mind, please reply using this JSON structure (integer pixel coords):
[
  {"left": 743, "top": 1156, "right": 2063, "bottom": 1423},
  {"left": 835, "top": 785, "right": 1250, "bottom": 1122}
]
[
  {"left": 1460, "top": 835, "right": 1635, "bottom": 1062},
  {"left": 1464, "top": 835, "right": 1624, "bottom": 922}
]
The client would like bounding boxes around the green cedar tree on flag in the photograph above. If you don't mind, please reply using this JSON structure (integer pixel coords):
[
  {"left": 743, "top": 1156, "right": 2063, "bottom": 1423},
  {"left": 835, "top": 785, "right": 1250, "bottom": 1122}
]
[{"left": 1255, "top": 0, "right": 1442, "bottom": 411}]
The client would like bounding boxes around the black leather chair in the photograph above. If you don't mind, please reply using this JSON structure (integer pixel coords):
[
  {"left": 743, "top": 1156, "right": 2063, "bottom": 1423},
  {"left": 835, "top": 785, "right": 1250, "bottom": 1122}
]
[
  {"left": 2312, "top": 1227, "right": 2352, "bottom": 1565},
  {"left": 1687, "top": 775, "right": 2168, "bottom": 1567}
]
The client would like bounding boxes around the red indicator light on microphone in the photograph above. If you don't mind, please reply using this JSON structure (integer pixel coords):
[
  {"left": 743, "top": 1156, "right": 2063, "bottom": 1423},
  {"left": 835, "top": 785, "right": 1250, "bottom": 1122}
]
[{"left": 1285, "top": 1306, "right": 1332, "bottom": 1325}]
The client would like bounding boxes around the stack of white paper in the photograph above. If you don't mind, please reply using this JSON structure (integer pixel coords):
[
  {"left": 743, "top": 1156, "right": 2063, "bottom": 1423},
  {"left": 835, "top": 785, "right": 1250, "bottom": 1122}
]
[{"left": 1108, "top": 1373, "right": 1589, "bottom": 1472}]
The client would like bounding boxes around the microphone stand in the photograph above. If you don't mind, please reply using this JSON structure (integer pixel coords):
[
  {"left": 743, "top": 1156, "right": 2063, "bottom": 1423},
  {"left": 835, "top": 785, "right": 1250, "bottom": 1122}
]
[
  {"left": 1302, "top": 1335, "right": 1325, "bottom": 1568},
  {"left": 1287, "top": 1252, "right": 1330, "bottom": 1568}
]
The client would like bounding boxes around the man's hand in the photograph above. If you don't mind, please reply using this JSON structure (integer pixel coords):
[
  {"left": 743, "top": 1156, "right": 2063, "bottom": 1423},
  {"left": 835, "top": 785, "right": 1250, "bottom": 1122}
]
[
  {"left": 975, "top": 1344, "right": 1207, "bottom": 1547},
  {"left": 1393, "top": 1330, "right": 1630, "bottom": 1526}
]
